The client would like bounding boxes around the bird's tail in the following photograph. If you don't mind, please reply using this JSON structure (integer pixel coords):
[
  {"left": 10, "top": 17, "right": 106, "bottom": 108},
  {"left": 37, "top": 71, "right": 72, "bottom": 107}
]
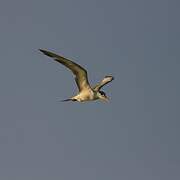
[{"left": 61, "top": 98, "right": 72, "bottom": 102}]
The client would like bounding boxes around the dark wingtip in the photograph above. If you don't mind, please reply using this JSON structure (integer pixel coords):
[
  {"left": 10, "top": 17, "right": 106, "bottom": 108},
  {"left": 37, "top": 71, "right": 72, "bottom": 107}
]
[
  {"left": 39, "top": 49, "right": 48, "bottom": 55},
  {"left": 39, "top": 49, "right": 44, "bottom": 53},
  {"left": 39, "top": 49, "right": 54, "bottom": 58}
]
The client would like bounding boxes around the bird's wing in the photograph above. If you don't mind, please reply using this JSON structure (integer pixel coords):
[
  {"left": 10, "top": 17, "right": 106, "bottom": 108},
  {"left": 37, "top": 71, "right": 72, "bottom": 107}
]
[
  {"left": 93, "top": 76, "right": 114, "bottom": 91},
  {"left": 39, "top": 49, "right": 91, "bottom": 92}
]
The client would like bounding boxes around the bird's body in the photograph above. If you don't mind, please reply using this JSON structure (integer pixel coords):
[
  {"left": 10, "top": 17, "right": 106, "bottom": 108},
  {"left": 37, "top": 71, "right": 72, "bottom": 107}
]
[
  {"left": 71, "top": 88, "right": 95, "bottom": 102},
  {"left": 39, "top": 49, "right": 114, "bottom": 102}
]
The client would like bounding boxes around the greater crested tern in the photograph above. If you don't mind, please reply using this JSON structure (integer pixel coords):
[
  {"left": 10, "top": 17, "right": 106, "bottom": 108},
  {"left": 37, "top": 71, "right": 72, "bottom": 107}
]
[{"left": 39, "top": 49, "right": 114, "bottom": 102}]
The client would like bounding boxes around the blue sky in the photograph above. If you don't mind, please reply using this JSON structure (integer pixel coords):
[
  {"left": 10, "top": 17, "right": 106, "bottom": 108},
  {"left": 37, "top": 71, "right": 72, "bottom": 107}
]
[{"left": 0, "top": 0, "right": 179, "bottom": 179}]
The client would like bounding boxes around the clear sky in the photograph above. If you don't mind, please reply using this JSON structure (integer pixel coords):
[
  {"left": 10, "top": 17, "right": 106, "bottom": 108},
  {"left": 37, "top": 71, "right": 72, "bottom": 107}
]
[{"left": 0, "top": 0, "right": 179, "bottom": 179}]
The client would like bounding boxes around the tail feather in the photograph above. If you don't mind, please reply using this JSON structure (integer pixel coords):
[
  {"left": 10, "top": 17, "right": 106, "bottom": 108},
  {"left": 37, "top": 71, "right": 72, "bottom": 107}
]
[{"left": 61, "top": 99, "right": 72, "bottom": 102}]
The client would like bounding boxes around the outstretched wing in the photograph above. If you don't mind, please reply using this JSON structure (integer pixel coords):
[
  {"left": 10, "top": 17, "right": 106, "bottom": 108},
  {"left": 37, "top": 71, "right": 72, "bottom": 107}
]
[
  {"left": 39, "top": 49, "right": 91, "bottom": 92},
  {"left": 93, "top": 76, "right": 114, "bottom": 91}
]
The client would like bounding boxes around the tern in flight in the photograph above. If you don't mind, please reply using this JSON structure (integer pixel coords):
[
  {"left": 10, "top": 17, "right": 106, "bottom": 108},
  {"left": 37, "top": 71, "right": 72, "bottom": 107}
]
[{"left": 39, "top": 49, "right": 114, "bottom": 102}]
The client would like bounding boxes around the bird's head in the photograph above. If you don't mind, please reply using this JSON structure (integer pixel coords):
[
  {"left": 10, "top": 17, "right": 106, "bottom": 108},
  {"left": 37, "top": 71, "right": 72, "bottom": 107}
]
[{"left": 97, "top": 91, "right": 109, "bottom": 102}]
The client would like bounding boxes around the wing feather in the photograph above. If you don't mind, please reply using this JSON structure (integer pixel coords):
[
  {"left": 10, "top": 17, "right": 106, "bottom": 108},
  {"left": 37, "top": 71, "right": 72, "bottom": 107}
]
[
  {"left": 39, "top": 49, "right": 91, "bottom": 92},
  {"left": 93, "top": 76, "right": 114, "bottom": 91}
]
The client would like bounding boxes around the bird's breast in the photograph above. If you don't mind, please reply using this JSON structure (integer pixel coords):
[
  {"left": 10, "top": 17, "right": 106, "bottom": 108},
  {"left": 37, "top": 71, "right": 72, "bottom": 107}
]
[{"left": 76, "top": 89, "right": 95, "bottom": 102}]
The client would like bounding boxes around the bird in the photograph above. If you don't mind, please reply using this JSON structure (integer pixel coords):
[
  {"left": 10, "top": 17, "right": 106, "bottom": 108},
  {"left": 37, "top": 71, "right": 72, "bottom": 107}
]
[{"left": 39, "top": 49, "right": 114, "bottom": 102}]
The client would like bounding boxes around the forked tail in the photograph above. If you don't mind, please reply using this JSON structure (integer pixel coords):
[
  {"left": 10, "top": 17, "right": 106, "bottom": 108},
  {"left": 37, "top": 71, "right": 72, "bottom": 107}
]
[
  {"left": 61, "top": 99, "right": 72, "bottom": 102},
  {"left": 60, "top": 98, "right": 78, "bottom": 102}
]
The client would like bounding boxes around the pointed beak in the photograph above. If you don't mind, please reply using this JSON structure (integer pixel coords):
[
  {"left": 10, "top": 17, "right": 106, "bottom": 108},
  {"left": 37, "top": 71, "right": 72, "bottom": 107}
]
[{"left": 103, "top": 96, "right": 109, "bottom": 102}]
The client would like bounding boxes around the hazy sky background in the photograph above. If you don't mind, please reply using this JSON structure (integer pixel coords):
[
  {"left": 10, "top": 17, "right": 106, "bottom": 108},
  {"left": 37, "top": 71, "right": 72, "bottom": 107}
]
[{"left": 0, "top": 0, "right": 179, "bottom": 179}]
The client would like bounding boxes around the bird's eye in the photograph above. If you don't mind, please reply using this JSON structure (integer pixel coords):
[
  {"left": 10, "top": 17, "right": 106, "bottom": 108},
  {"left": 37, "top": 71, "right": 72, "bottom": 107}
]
[{"left": 100, "top": 91, "right": 106, "bottom": 96}]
